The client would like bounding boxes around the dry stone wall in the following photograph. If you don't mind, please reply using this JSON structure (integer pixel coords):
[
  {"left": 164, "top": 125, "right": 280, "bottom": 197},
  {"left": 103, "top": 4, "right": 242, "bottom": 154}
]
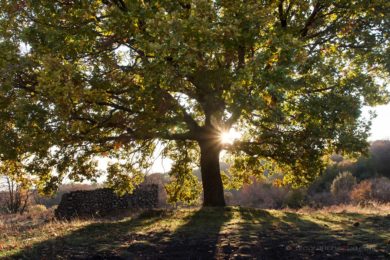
[{"left": 55, "top": 184, "right": 158, "bottom": 219}]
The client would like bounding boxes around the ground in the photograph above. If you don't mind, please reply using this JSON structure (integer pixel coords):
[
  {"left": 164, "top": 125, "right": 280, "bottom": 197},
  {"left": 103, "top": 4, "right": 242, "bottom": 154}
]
[{"left": 0, "top": 206, "right": 389, "bottom": 259}]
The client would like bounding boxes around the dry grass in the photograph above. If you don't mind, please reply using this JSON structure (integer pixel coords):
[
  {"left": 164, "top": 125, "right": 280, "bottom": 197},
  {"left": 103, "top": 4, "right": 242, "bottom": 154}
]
[
  {"left": 1, "top": 207, "right": 54, "bottom": 233},
  {"left": 295, "top": 201, "right": 390, "bottom": 215},
  {"left": 0, "top": 208, "right": 91, "bottom": 256},
  {"left": 1, "top": 205, "right": 389, "bottom": 259},
  {"left": 0, "top": 207, "right": 150, "bottom": 257}
]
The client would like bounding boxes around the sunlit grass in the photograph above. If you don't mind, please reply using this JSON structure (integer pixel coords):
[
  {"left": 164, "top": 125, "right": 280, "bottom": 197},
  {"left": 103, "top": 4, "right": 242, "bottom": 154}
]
[{"left": 1, "top": 206, "right": 389, "bottom": 258}]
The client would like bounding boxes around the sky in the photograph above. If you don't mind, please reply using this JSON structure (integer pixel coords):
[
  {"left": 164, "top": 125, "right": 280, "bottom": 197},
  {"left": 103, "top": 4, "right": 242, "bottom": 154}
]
[{"left": 364, "top": 104, "right": 390, "bottom": 141}]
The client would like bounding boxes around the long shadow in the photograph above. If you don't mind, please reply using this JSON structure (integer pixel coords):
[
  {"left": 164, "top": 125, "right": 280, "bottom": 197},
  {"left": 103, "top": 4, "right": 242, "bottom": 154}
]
[
  {"left": 152, "top": 207, "right": 233, "bottom": 259},
  {"left": 9, "top": 208, "right": 232, "bottom": 260},
  {"left": 332, "top": 212, "right": 390, "bottom": 257},
  {"left": 9, "top": 208, "right": 389, "bottom": 259},
  {"left": 10, "top": 211, "right": 168, "bottom": 259},
  {"left": 236, "top": 208, "right": 389, "bottom": 260}
]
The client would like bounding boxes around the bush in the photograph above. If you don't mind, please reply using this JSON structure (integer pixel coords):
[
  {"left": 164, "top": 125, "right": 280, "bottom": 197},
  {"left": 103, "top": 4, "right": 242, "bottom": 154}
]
[
  {"left": 284, "top": 189, "right": 307, "bottom": 209},
  {"left": 371, "top": 177, "right": 390, "bottom": 202},
  {"left": 308, "top": 192, "right": 335, "bottom": 208},
  {"left": 232, "top": 180, "right": 289, "bottom": 209},
  {"left": 331, "top": 172, "right": 357, "bottom": 203},
  {"left": 350, "top": 180, "right": 372, "bottom": 204},
  {"left": 349, "top": 177, "right": 390, "bottom": 204},
  {"left": 165, "top": 171, "right": 202, "bottom": 207},
  {"left": 370, "top": 140, "right": 390, "bottom": 178},
  {"left": 28, "top": 204, "right": 47, "bottom": 215}
]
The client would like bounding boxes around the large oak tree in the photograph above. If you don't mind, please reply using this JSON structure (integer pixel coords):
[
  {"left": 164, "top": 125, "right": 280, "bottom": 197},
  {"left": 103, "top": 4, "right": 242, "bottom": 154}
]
[{"left": 0, "top": 0, "right": 389, "bottom": 206}]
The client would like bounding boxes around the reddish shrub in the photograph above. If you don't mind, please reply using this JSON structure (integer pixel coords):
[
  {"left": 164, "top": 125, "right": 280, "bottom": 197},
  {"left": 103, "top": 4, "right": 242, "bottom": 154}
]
[{"left": 350, "top": 180, "right": 372, "bottom": 204}]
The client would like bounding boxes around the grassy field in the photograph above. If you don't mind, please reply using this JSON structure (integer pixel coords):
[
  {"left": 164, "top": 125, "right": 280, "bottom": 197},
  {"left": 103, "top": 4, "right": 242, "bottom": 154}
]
[{"left": 1, "top": 206, "right": 389, "bottom": 259}]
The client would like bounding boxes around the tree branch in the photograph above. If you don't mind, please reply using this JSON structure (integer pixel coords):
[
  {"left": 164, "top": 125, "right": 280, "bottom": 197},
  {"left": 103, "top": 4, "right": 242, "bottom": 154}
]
[
  {"left": 225, "top": 109, "right": 242, "bottom": 129},
  {"left": 159, "top": 89, "right": 200, "bottom": 132},
  {"left": 224, "top": 140, "right": 273, "bottom": 157},
  {"left": 301, "top": 2, "right": 325, "bottom": 37},
  {"left": 98, "top": 131, "right": 195, "bottom": 143},
  {"left": 278, "top": 0, "right": 287, "bottom": 28}
]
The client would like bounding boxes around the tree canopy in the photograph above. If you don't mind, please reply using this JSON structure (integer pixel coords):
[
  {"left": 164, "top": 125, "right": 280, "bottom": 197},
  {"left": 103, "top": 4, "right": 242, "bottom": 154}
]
[{"left": 0, "top": 0, "right": 389, "bottom": 206}]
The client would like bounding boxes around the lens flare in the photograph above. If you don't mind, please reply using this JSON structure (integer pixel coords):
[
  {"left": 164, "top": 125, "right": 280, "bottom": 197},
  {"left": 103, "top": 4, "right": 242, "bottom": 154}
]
[{"left": 220, "top": 129, "right": 241, "bottom": 144}]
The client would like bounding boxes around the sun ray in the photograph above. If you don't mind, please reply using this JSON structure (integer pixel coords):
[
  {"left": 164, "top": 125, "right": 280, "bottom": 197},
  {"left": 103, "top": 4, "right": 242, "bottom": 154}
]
[{"left": 220, "top": 128, "right": 241, "bottom": 144}]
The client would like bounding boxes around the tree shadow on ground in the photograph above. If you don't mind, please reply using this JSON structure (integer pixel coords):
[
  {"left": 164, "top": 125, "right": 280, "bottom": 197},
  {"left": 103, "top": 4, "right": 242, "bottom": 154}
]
[
  {"left": 9, "top": 208, "right": 389, "bottom": 259},
  {"left": 235, "top": 208, "right": 389, "bottom": 260},
  {"left": 10, "top": 210, "right": 169, "bottom": 259},
  {"left": 151, "top": 207, "right": 233, "bottom": 259},
  {"left": 10, "top": 208, "right": 233, "bottom": 260}
]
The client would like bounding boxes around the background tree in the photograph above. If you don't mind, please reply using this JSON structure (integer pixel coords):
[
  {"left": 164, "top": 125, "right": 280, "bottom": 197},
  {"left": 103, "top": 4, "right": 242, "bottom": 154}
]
[
  {"left": 0, "top": 0, "right": 389, "bottom": 206},
  {"left": 0, "top": 160, "right": 33, "bottom": 214},
  {"left": 370, "top": 140, "right": 390, "bottom": 178}
]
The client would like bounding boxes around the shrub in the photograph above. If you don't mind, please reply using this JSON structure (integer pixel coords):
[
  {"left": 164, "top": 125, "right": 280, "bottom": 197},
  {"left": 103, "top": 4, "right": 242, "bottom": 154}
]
[
  {"left": 308, "top": 192, "right": 335, "bottom": 208},
  {"left": 284, "top": 189, "right": 307, "bottom": 209},
  {"left": 371, "top": 177, "right": 390, "bottom": 202},
  {"left": 28, "top": 204, "right": 47, "bottom": 215},
  {"left": 350, "top": 180, "right": 372, "bottom": 204},
  {"left": 370, "top": 140, "right": 390, "bottom": 178},
  {"left": 165, "top": 172, "right": 202, "bottom": 207},
  {"left": 308, "top": 166, "right": 341, "bottom": 194},
  {"left": 331, "top": 172, "right": 357, "bottom": 203},
  {"left": 233, "top": 180, "right": 289, "bottom": 208}
]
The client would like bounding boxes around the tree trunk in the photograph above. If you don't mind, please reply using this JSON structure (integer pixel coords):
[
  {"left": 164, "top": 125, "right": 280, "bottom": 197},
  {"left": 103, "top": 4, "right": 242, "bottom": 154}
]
[{"left": 199, "top": 141, "right": 226, "bottom": 207}]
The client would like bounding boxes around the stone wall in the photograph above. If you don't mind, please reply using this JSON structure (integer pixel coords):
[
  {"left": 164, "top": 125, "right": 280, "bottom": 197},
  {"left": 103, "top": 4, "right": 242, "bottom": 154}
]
[{"left": 55, "top": 184, "right": 158, "bottom": 219}]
